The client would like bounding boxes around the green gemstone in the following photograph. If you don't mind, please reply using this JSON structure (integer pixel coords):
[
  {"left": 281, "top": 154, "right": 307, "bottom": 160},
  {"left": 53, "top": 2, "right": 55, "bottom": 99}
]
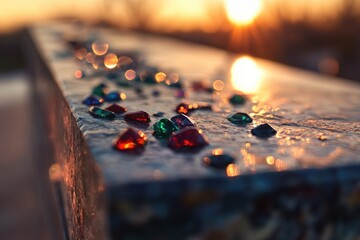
[
  {"left": 152, "top": 118, "right": 178, "bottom": 139},
  {"left": 92, "top": 84, "right": 109, "bottom": 97},
  {"left": 227, "top": 112, "right": 253, "bottom": 125},
  {"left": 229, "top": 94, "right": 246, "bottom": 105},
  {"left": 89, "top": 106, "right": 116, "bottom": 119}
]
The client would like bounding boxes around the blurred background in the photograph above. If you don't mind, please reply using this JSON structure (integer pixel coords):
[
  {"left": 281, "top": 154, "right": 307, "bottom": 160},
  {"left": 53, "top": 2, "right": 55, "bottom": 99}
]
[
  {"left": 0, "top": 0, "right": 359, "bottom": 79},
  {"left": 0, "top": 0, "right": 359, "bottom": 239}
]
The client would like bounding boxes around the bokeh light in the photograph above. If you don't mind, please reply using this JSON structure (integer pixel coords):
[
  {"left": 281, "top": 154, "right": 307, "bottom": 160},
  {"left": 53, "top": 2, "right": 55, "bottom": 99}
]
[
  {"left": 230, "top": 56, "right": 263, "bottom": 94},
  {"left": 104, "top": 53, "right": 118, "bottom": 69},
  {"left": 92, "top": 42, "right": 109, "bottom": 56},
  {"left": 125, "top": 69, "right": 137, "bottom": 80}
]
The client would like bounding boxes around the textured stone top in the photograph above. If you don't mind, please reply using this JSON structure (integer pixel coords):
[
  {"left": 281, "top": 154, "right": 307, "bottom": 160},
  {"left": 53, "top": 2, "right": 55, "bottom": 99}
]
[{"left": 30, "top": 22, "right": 360, "bottom": 189}]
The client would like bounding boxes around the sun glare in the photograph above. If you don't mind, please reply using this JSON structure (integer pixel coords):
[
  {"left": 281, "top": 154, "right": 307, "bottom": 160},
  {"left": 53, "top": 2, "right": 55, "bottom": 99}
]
[
  {"left": 231, "top": 56, "right": 263, "bottom": 94},
  {"left": 225, "top": 0, "right": 263, "bottom": 26}
]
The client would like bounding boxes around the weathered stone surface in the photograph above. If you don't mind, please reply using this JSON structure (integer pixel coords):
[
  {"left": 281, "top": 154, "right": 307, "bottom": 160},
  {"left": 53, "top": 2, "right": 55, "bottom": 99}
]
[{"left": 29, "top": 22, "right": 360, "bottom": 240}]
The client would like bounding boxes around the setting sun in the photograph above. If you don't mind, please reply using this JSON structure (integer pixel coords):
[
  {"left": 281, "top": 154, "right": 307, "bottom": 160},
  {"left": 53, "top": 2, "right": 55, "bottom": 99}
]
[{"left": 225, "top": 0, "right": 263, "bottom": 26}]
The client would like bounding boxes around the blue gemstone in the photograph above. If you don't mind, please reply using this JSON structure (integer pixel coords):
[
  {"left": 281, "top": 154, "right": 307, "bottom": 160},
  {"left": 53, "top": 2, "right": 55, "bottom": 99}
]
[
  {"left": 104, "top": 91, "right": 124, "bottom": 102},
  {"left": 170, "top": 114, "right": 196, "bottom": 129},
  {"left": 251, "top": 123, "right": 277, "bottom": 138},
  {"left": 203, "top": 150, "right": 235, "bottom": 169},
  {"left": 153, "top": 112, "right": 165, "bottom": 117},
  {"left": 152, "top": 90, "right": 161, "bottom": 97},
  {"left": 106, "top": 72, "right": 119, "bottom": 80},
  {"left": 82, "top": 95, "right": 104, "bottom": 106}
]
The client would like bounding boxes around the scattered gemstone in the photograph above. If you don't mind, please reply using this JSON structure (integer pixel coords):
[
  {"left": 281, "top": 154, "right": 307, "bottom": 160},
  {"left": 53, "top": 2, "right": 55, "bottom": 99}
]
[
  {"left": 152, "top": 118, "right": 178, "bottom": 139},
  {"left": 152, "top": 90, "right": 161, "bottom": 97},
  {"left": 113, "top": 128, "right": 147, "bottom": 153},
  {"left": 167, "top": 81, "right": 183, "bottom": 89},
  {"left": 168, "top": 127, "right": 208, "bottom": 149},
  {"left": 192, "top": 81, "right": 208, "bottom": 92},
  {"left": 251, "top": 123, "right": 277, "bottom": 138},
  {"left": 134, "top": 87, "right": 143, "bottom": 94},
  {"left": 106, "top": 72, "right": 119, "bottom": 80},
  {"left": 140, "top": 70, "right": 157, "bottom": 84},
  {"left": 203, "top": 149, "right": 235, "bottom": 169},
  {"left": 82, "top": 95, "right": 104, "bottom": 106},
  {"left": 170, "top": 114, "right": 196, "bottom": 129},
  {"left": 92, "top": 83, "right": 109, "bottom": 97},
  {"left": 229, "top": 94, "right": 246, "bottom": 105},
  {"left": 153, "top": 112, "right": 165, "bottom": 117},
  {"left": 105, "top": 104, "right": 127, "bottom": 114},
  {"left": 89, "top": 106, "right": 115, "bottom": 119},
  {"left": 104, "top": 91, "right": 126, "bottom": 102},
  {"left": 124, "top": 111, "right": 151, "bottom": 123},
  {"left": 175, "top": 89, "right": 187, "bottom": 98},
  {"left": 227, "top": 112, "right": 253, "bottom": 125},
  {"left": 175, "top": 103, "right": 191, "bottom": 115}
]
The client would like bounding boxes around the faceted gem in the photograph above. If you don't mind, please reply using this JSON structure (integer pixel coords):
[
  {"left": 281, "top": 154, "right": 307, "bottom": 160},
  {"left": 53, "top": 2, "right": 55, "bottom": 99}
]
[
  {"left": 203, "top": 149, "right": 235, "bottom": 169},
  {"left": 105, "top": 104, "right": 127, "bottom": 114},
  {"left": 175, "top": 90, "right": 187, "bottom": 98},
  {"left": 106, "top": 72, "right": 119, "bottom": 80},
  {"left": 152, "top": 90, "right": 161, "bottom": 97},
  {"left": 227, "top": 112, "right": 253, "bottom": 125},
  {"left": 116, "top": 80, "right": 131, "bottom": 88},
  {"left": 152, "top": 118, "right": 178, "bottom": 139},
  {"left": 113, "top": 128, "right": 147, "bottom": 153},
  {"left": 168, "top": 127, "right": 209, "bottom": 149},
  {"left": 82, "top": 95, "right": 104, "bottom": 106},
  {"left": 124, "top": 111, "right": 151, "bottom": 123},
  {"left": 229, "top": 94, "right": 246, "bottom": 105},
  {"left": 153, "top": 112, "right": 165, "bottom": 117},
  {"left": 140, "top": 70, "right": 157, "bottom": 84},
  {"left": 89, "top": 106, "right": 116, "bottom": 120},
  {"left": 92, "top": 83, "right": 109, "bottom": 97},
  {"left": 134, "top": 87, "right": 143, "bottom": 94},
  {"left": 192, "top": 81, "right": 208, "bottom": 92},
  {"left": 167, "top": 81, "right": 183, "bottom": 89},
  {"left": 175, "top": 103, "right": 191, "bottom": 115},
  {"left": 104, "top": 91, "right": 126, "bottom": 102},
  {"left": 170, "top": 114, "right": 196, "bottom": 129},
  {"left": 251, "top": 123, "right": 277, "bottom": 138}
]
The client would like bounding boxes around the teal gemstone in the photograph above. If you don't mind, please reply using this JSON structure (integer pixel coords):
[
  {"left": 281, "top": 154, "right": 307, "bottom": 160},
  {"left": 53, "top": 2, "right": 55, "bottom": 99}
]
[
  {"left": 229, "top": 94, "right": 246, "bottom": 105},
  {"left": 227, "top": 112, "right": 253, "bottom": 125},
  {"left": 251, "top": 123, "right": 277, "bottom": 138},
  {"left": 92, "top": 84, "right": 109, "bottom": 97},
  {"left": 203, "top": 150, "right": 235, "bottom": 169},
  {"left": 152, "top": 118, "right": 178, "bottom": 139},
  {"left": 89, "top": 106, "right": 116, "bottom": 119}
]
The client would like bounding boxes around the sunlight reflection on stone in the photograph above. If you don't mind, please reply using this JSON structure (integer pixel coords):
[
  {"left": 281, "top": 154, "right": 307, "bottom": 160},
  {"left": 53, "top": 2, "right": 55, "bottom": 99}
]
[{"left": 231, "top": 56, "right": 263, "bottom": 94}]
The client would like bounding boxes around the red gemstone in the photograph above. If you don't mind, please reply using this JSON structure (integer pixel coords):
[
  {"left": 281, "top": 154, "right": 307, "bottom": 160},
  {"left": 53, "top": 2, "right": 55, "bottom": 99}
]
[
  {"left": 113, "top": 128, "right": 147, "bottom": 152},
  {"left": 191, "top": 81, "right": 208, "bottom": 91},
  {"left": 124, "top": 111, "right": 151, "bottom": 123},
  {"left": 175, "top": 103, "right": 190, "bottom": 115},
  {"left": 105, "top": 104, "right": 127, "bottom": 114},
  {"left": 168, "top": 127, "right": 209, "bottom": 149}
]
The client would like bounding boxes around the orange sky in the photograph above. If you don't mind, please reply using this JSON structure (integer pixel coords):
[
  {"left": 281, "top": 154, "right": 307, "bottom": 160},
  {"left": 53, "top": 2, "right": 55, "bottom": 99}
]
[{"left": 0, "top": 0, "right": 352, "bottom": 33}]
